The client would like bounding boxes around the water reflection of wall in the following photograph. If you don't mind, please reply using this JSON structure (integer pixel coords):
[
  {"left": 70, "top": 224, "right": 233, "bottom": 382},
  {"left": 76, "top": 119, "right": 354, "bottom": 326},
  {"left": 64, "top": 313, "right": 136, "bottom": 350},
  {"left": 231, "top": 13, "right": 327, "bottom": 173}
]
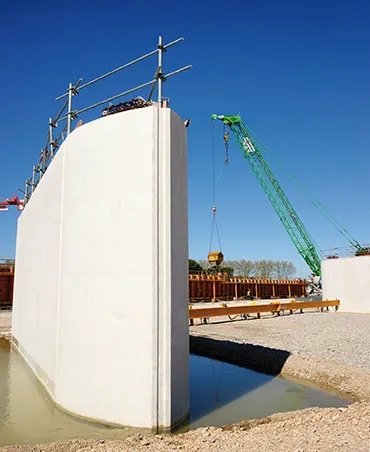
[
  {"left": 183, "top": 355, "right": 349, "bottom": 431},
  {"left": 7, "top": 345, "right": 59, "bottom": 444},
  {"left": 1, "top": 345, "right": 143, "bottom": 446},
  {"left": 0, "top": 341, "right": 10, "bottom": 422}
]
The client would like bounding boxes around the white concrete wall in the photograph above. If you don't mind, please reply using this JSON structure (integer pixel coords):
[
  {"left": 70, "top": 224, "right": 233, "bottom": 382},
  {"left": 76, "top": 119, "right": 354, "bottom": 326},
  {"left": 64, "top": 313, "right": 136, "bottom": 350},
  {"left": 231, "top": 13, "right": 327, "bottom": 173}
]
[
  {"left": 12, "top": 105, "right": 189, "bottom": 430},
  {"left": 322, "top": 255, "right": 370, "bottom": 313}
]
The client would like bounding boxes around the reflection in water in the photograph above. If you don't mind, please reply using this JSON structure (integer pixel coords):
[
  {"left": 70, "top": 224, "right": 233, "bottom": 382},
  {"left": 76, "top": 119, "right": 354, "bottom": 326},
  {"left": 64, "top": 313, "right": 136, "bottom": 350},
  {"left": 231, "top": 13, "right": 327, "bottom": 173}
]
[
  {"left": 0, "top": 340, "right": 145, "bottom": 446},
  {"left": 182, "top": 354, "right": 349, "bottom": 431},
  {"left": 0, "top": 340, "right": 350, "bottom": 446}
]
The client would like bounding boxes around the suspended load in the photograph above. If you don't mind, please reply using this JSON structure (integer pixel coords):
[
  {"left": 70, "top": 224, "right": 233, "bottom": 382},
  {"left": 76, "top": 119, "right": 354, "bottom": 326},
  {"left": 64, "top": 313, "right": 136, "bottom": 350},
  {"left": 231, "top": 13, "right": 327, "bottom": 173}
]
[{"left": 208, "top": 251, "right": 224, "bottom": 268}]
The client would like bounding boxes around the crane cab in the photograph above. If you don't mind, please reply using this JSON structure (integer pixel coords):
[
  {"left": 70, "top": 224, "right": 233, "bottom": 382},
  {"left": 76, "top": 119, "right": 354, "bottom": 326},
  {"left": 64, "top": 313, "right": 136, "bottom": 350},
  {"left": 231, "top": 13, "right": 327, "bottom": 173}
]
[{"left": 208, "top": 251, "right": 224, "bottom": 268}]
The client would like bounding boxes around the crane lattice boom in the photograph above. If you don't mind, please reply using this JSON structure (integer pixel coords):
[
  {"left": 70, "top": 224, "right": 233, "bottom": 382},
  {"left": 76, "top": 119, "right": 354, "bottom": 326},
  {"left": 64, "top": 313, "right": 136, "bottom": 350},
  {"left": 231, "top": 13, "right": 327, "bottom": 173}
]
[{"left": 211, "top": 114, "right": 322, "bottom": 276}]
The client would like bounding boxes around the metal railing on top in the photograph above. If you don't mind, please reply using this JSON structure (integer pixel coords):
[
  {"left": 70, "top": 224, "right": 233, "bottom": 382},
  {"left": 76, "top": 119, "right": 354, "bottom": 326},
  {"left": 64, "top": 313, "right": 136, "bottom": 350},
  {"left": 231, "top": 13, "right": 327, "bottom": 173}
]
[{"left": 22, "top": 35, "right": 191, "bottom": 208}]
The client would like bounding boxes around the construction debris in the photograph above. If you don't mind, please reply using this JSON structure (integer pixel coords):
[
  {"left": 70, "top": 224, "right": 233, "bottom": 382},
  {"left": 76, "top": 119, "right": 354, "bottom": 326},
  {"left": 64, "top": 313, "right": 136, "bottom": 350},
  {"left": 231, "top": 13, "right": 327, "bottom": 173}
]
[{"left": 101, "top": 96, "right": 153, "bottom": 117}]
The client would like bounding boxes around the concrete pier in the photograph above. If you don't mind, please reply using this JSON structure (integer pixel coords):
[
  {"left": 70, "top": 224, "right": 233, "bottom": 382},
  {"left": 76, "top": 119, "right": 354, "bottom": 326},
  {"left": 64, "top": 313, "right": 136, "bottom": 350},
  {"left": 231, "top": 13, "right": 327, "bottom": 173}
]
[
  {"left": 11, "top": 105, "right": 189, "bottom": 430},
  {"left": 322, "top": 255, "right": 370, "bottom": 313}
]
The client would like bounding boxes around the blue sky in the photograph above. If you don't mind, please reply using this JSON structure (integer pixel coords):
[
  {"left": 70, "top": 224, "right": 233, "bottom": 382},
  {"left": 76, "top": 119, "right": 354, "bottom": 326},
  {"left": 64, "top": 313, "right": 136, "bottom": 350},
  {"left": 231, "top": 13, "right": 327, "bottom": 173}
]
[{"left": 1, "top": 0, "right": 370, "bottom": 277}]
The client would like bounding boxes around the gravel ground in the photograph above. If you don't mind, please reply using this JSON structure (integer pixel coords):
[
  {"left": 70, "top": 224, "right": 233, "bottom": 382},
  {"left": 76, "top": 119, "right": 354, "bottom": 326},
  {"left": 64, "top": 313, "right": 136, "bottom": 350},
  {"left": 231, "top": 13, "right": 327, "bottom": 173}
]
[
  {"left": 1, "top": 310, "right": 370, "bottom": 451},
  {"left": 0, "top": 311, "right": 11, "bottom": 339},
  {"left": 190, "top": 310, "right": 370, "bottom": 371},
  {"left": 2, "top": 403, "right": 370, "bottom": 452}
]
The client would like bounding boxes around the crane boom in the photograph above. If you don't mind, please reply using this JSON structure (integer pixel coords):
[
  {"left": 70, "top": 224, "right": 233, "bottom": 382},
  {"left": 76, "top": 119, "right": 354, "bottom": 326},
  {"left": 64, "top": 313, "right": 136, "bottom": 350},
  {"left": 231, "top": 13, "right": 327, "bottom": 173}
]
[
  {"left": 211, "top": 114, "right": 322, "bottom": 276},
  {"left": 0, "top": 196, "right": 24, "bottom": 212}
]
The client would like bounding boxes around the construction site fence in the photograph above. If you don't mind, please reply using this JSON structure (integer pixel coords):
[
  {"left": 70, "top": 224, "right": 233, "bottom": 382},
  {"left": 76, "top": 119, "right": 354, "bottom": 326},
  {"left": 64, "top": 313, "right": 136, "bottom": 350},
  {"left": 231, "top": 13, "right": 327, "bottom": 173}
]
[
  {"left": 189, "top": 273, "right": 307, "bottom": 302},
  {"left": 1, "top": 269, "right": 307, "bottom": 310},
  {"left": 0, "top": 271, "right": 14, "bottom": 310}
]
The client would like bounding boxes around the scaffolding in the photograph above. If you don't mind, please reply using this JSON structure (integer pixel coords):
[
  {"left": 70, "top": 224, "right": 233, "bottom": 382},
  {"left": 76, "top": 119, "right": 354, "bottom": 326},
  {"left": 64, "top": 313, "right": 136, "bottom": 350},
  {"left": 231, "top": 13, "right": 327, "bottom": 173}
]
[{"left": 22, "top": 35, "right": 191, "bottom": 207}]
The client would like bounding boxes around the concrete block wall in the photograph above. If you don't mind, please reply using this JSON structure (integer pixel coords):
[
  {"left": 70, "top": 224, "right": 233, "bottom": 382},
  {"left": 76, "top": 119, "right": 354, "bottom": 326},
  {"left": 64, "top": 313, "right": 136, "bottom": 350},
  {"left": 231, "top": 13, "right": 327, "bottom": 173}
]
[
  {"left": 322, "top": 255, "right": 370, "bottom": 313},
  {"left": 12, "top": 105, "right": 189, "bottom": 430}
]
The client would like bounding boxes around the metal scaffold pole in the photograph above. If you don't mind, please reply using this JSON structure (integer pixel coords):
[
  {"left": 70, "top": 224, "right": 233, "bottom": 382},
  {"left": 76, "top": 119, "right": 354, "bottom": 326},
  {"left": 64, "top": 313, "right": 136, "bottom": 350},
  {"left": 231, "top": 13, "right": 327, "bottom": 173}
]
[
  {"left": 157, "top": 35, "right": 163, "bottom": 104},
  {"left": 67, "top": 83, "right": 73, "bottom": 135},
  {"left": 49, "top": 117, "right": 55, "bottom": 159},
  {"left": 21, "top": 35, "right": 191, "bottom": 207}
]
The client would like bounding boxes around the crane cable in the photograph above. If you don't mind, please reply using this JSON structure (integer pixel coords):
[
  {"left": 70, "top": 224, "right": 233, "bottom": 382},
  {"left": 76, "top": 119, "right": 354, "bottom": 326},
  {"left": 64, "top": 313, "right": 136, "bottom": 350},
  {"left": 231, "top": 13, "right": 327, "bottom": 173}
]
[
  {"left": 241, "top": 124, "right": 325, "bottom": 259},
  {"left": 245, "top": 124, "right": 361, "bottom": 251},
  {"left": 209, "top": 121, "right": 223, "bottom": 253},
  {"left": 213, "top": 125, "right": 230, "bottom": 183}
]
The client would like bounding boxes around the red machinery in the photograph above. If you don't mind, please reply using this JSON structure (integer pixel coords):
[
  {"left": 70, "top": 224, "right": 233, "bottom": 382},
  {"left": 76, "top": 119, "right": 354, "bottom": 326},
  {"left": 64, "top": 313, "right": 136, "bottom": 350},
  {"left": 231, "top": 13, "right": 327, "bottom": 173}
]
[{"left": 0, "top": 196, "right": 24, "bottom": 211}]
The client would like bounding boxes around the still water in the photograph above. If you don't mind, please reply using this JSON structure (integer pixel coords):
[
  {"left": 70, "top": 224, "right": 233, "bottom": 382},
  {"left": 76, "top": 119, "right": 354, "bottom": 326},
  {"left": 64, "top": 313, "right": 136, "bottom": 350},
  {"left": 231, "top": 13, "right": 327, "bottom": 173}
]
[{"left": 0, "top": 339, "right": 349, "bottom": 446}]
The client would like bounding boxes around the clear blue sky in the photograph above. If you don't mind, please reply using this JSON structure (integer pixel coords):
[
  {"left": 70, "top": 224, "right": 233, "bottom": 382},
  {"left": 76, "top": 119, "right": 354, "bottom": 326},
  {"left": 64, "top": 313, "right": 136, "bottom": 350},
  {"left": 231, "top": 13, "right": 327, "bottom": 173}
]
[{"left": 1, "top": 0, "right": 370, "bottom": 277}]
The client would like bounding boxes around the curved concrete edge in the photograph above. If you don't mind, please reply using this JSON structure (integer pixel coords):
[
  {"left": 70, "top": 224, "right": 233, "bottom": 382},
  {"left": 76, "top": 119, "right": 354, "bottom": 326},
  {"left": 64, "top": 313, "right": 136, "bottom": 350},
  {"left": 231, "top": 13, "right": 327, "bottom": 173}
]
[
  {"left": 11, "top": 335, "right": 189, "bottom": 433},
  {"left": 10, "top": 337, "right": 146, "bottom": 430},
  {"left": 189, "top": 333, "right": 370, "bottom": 403}
]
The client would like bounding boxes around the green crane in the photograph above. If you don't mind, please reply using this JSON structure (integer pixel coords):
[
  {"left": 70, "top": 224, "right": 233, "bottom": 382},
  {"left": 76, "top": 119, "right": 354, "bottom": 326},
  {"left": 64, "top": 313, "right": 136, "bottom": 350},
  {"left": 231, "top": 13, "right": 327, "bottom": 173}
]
[{"left": 211, "top": 113, "right": 364, "bottom": 278}]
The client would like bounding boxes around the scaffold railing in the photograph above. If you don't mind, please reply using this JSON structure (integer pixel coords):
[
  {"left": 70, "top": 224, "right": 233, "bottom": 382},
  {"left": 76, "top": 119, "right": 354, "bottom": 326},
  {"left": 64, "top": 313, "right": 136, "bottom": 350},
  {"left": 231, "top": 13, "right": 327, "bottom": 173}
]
[{"left": 22, "top": 35, "right": 191, "bottom": 207}]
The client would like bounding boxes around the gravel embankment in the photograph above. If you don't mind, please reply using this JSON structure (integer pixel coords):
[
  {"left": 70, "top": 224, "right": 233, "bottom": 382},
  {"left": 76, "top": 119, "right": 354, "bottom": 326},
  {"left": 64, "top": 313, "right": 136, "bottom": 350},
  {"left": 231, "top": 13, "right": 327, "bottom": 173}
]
[{"left": 2, "top": 310, "right": 370, "bottom": 451}]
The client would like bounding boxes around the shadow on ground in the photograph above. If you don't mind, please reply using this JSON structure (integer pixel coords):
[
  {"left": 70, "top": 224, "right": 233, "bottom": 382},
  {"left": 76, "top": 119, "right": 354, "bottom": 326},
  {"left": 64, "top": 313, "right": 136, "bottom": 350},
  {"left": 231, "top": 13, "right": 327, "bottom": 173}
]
[{"left": 189, "top": 334, "right": 291, "bottom": 376}]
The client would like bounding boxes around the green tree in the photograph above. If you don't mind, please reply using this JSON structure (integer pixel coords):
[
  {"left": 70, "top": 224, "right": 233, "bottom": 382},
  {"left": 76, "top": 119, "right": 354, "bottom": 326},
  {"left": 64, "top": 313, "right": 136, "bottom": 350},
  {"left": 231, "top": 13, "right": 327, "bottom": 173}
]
[
  {"left": 218, "top": 266, "right": 234, "bottom": 277},
  {"left": 222, "top": 260, "right": 237, "bottom": 274},
  {"left": 189, "top": 259, "right": 203, "bottom": 273},
  {"left": 198, "top": 260, "right": 211, "bottom": 271}
]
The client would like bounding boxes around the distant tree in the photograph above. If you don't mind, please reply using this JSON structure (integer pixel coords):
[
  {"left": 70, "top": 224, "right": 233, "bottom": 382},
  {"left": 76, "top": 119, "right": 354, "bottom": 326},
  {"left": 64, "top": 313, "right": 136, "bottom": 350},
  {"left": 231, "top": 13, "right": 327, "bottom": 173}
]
[
  {"left": 218, "top": 266, "right": 234, "bottom": 277},
  {"left": 190, "top": 258, "right": 296, "bottom": 279},
  {"left": 221, "top": 260, "right": 236, "bottom": 274},
  {"left": 0, "top": 259, "right": 15, "bottom": 268},
  {"left": 273, "top": 260, "right": 296, "bottom": 279},
  {"left": 189, "top": 259, "right": 203, "bottom": 273},
  {"left": 198, "top": 260, "right": 211, "bottom": 271},
  {"left": 234, "top": 259, "right": 254, "bottom": 277},
  {"left": 253, "top": 260, "right": 275, "bottom": 279}
]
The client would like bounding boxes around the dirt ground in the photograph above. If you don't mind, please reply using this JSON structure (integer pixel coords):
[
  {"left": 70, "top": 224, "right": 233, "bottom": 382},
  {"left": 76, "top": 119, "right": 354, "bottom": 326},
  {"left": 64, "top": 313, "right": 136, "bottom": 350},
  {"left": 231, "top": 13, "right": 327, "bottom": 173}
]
[
  {"left": 1, "top": 310, "right": 370, "bottom": 451},
  {"left": 0, "top": 311, "right": 11, "bottom": 339}
]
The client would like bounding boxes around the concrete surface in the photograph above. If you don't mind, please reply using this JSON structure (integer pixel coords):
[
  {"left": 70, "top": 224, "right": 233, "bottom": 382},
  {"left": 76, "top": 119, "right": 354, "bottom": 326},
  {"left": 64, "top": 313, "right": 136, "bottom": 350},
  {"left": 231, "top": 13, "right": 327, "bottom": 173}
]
[
  {"left": 11, "top": 105, "right": 189, "bottom": 430},
  {"left": 322, "top": 255, "right": 370, "bottom": 313}
]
